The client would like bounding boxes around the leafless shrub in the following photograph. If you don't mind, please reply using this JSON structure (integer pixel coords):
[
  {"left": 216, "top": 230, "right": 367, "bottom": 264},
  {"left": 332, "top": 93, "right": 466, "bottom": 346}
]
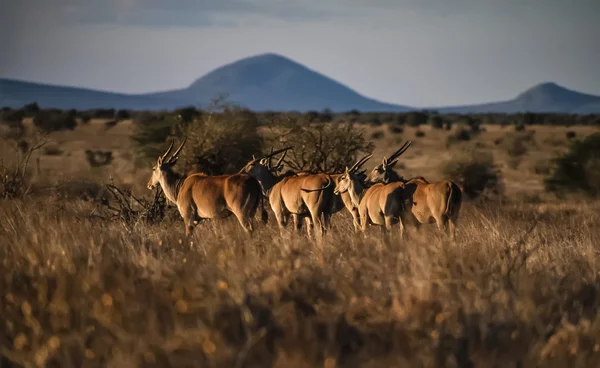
[
  {"left": 264, "top": 115, "right": 373, "bottom": 173},
  {"left": 0, "top": 137, "right": 46, "bottom": 199},
  {"left": 97, "top": 183, "right": 168, "bottom": 228}
]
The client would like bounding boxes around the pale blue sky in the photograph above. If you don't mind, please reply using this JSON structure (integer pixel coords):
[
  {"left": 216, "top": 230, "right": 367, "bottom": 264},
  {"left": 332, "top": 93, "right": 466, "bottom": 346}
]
[{"left": 2, "top": 0, "right": 599, "bottom": 107}]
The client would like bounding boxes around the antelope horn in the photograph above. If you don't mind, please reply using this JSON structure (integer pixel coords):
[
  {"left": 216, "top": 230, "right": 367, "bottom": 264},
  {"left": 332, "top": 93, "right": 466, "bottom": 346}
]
[
  {"left": 268, "top": 146, "right": 274, "bottom": 169},
  {"left": 387, "top": 140, "right": 412, "bottom": 162},
  {"left": 275, "top": 149, "right": 287, "bottom": 168},
  {"left": 167, "top": 137, "right": 187, "bottom": 163},
  {"left": 349, "top": 153, "right": 373, "bottom": 172},
  {"left": 160, "top": 140, "right": 175, "bottom": 161}
]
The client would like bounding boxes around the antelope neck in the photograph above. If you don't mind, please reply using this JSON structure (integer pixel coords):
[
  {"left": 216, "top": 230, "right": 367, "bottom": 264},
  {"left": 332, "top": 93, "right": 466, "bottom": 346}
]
[
  {"left": 159, "top": 169, "right": 184, "bottom": 204},
  {"left": 348, "top": 177, "right": 366, "bottom": 208}
]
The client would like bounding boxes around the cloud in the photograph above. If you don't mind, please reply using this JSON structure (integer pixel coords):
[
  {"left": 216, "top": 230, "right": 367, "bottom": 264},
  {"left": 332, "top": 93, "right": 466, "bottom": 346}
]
[{"left": 31, "top": 0, "right": 336, "bottom": 28}]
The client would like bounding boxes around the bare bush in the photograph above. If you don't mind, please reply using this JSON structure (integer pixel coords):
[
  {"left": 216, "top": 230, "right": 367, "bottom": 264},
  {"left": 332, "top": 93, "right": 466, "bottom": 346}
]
[
  {"left": 85, "top": 150, "right": 113, "bottom": 167},
  {"left": 264, "top": 115, "right": 373, "bottom": 173},
  {"left": 0, "top": 138, "right": 46, "bottom": 199}
]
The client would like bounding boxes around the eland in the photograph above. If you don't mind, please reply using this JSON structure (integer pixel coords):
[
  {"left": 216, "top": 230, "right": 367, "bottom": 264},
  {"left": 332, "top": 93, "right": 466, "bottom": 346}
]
[
  {"left": 147, "top": 138, "right": 268, "bottom": 237},
  {"left": 366, "top": 142, "right": 463, "bottom": 239},
  {"left": 240, "top": 148, "right": 335, "bottom": 239},
  {"left": 334, "top": 161, "right": 407, "bottom": 237}
]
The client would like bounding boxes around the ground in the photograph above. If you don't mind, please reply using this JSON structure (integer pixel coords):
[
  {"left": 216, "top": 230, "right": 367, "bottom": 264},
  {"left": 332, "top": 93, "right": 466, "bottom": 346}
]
[{"left": 1, "top": 119, "right": 600, "bottom": 367}]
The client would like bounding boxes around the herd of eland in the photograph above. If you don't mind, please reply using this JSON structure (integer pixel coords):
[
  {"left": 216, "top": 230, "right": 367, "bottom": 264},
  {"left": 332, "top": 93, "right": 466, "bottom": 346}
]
[{"left": 147, "top": 138, "right": 463, "bottom": 241}]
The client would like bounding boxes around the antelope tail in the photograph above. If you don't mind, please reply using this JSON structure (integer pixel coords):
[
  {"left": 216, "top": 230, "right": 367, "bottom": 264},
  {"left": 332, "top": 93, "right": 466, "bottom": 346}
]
[
  {"left": 301, "top": 177, "right": 332, "bottom": 193},
  {"left": 444, "top": 182, "right": 461, "bottom": 218}
]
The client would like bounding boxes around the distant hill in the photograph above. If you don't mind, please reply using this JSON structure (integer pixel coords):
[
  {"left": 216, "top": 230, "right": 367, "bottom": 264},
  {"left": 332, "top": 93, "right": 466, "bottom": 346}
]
[
  {"left": 142, "top": 53, "right": 410, "bottom": 112},
  {"left": 2, "top": 53, "right": 599, "bottom": 113},
  {"left": 436, "top": 82, "right": 600, "bottom": 114},
  {"left": 0, "top": 78, "right": 178, "bottom": 110}
]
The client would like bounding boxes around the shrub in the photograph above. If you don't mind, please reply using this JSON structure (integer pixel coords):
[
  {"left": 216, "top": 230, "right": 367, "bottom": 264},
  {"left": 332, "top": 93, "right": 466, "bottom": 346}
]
[
  {"left": 441, "top": 148, "right": 502, "bottom": 199},
  {"left": 92, "top": 108, "right": 116, "bottom": 119},
  {"left": 85, "top": 150, "right": 113, "bottom": 167},
  {"left": 173, "top": 103, "right": 263, "bottom": 175},
  {"left": 33, "top": 110, "right": 77, "bottom": 132},
  {"left": 545, "top": 133, "right": 600, "bottom": 197},
  {"left": 131, "top": 112, "right": 179, "bottom": 166},
  {"left": 370, "top": 130, "right": 385, "bottom": 140},
  {"left": 446, "top": 128, "right": 472, "bottom": 146},
  {"left": 116, "top": 109, "right": 131, "bottom": 120},
  {"left": 43, "top": 144, "right": 63, "bottom": 156},
  {"left": 503, "top": 134, "right": 528, "bottom": 158},
  {"left": 1, "top": 109, "right": 26, "bottom": 140},
  {"left": 428, "top": 115, "right": 444, "bottom": 129},
  {"left": 22, "top": 102, "right": 40, "bottom": 117},
  {"left": 566, "top": 131, "right": 576, "bottom": 139},
  {"left": 390, "top": 125, "right": 403, "bottom": 134},
  {"left": 265, "top": 116, "right": 373, "bottom": 173},
  {"left": 0, "top": 139, "right": 46, "bottom": 199},
  {"left": 405, "top": 112, "right": 428, "bottom": 127},
  {"left": 415, "top": 130, "right": 425, "bottom": 138},
  {"left": 515, "top": 123, "right": 526, "bottom": 132}
]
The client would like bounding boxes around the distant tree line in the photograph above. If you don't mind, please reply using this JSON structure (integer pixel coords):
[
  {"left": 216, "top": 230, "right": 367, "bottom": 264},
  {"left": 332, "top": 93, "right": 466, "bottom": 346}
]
[{"left": 3, "top": 102, "right": 600, "bottom": 131}]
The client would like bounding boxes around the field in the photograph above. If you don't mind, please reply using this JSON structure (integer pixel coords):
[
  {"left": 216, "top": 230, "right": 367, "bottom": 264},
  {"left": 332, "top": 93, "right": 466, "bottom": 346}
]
[{"left": 2, "top": 118, "right": 600, "bottom": 367}]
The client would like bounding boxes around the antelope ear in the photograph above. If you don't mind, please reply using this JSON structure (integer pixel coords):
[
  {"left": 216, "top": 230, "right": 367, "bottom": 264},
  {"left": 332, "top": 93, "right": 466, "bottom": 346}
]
[
  {"left": 157, "top": 156, "right": 163, "bottom": 165},
  {"left": 345, "top": 166, "right": 350, "bottom": 174}
]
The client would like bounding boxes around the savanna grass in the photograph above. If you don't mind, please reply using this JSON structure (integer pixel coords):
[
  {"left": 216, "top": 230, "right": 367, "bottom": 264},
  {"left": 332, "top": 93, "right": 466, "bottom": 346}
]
[{"left": 1, "top": 197, "right": 600, "bottom": 367}]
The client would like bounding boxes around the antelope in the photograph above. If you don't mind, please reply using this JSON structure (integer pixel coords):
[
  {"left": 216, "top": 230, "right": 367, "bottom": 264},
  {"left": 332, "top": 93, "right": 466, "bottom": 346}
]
[
  {"left": 240, "top": 148, "right": 335, "bottom": 239},
  {"left": 365, "top": 140, "right": 412, "bottom": 184},
  {"left": 259, "top": 148, "right": 372, "bottom": 232},
  {"left": 366, "top": 142, "right": 463, "bottom": 239},
  {"left": 402, "top": 176, "right": 462, "bottom": 240},
  {"left": 329, "top": 155, "right": 372, "bottom": 232},
  {"left": 147, "top": 138, "right": 268, "bottom": 237},
  {"left": 334, "top": 160, "right": 407, "bottom": 238}
]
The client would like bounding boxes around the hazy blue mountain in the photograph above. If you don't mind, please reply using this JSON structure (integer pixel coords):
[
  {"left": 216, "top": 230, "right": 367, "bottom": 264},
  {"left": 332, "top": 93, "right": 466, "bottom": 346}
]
[
  {"left": 435, "top": 82, "right": 600, "bottom": 114},
  {"left": 142, "top": 53, "right": 411, "bottom": 112},
  {"left": 2, "top": 53, "right": 599, "bottom": 113},
  {"left": 0, "top": 78, "right": 179, "bottom": 110}
]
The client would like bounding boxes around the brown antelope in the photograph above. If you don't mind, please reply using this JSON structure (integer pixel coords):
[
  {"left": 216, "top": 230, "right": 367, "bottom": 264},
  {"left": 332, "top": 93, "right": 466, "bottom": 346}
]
[
  {"left": 402, "top": 176, "right": 462, "bottom": 240},
  {"left": 334, "top": 161, "right": 407, "bottom": 237},
  {"left": 147, "top": 138, "right": 268, "bottom": 237},
  {"left": 260, "top": 148, "right": 372, "bottom": 232},
  {"left": 329, "top": 155, "right": 372, "bottom": 231},
  {"left": 367, "top": 142, "right": 463, "bottom": 239},
  {"left": 365, "top": 140, "right": 412, "bottom": 184},
  {"left": 240, "top": 148, "right": 335, "bottom": 239}
]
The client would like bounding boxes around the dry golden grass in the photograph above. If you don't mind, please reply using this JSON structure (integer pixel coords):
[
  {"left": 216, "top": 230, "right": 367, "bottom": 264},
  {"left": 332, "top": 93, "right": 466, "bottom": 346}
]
[
  {"left": 2, "top": 196, "right": 600, "bottom": 367},
  {"left": 2, "top": 119, "right": 600, "bottom": 366}
]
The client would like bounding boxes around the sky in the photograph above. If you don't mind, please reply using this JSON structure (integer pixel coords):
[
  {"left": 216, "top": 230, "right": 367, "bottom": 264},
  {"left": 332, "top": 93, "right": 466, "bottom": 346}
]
[{"left": 1, "top": 0, "right": 599, "bottom": 107}]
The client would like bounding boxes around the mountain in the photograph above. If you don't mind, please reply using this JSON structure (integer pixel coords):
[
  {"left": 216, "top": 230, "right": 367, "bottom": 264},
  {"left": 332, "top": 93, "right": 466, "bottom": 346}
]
[
  {"left": 142, "top": 53, "right": 410, "bottom": 112},
  {"left": 435, "top": 82, "right": 600, "bottom": 114},
  {"left": 0, "top": 78, "right": 179, "bottom": 110},
  {"left": 1, "top": 53, "right": 410, "bottom": 112},
  {"left": 1, "top": 53, "right": 599, "bottom": 113}
]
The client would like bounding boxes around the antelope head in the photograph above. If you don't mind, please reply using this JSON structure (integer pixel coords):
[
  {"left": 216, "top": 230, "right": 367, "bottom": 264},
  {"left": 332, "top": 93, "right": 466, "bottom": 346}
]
[
  {"left": 240, "top": 146, "right": 293, "bottom": 177},
  {"left": 366, "top": 140, "right": 411, "bottom": 184},
  {"left": 147, "top": 138, "right": 187, "bottom": 190},
  {"left": 334, "top": 154, "right": 372, "bottom": 195}
]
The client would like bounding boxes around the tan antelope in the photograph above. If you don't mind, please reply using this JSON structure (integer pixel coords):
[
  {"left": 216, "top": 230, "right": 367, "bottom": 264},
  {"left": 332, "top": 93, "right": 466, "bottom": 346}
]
[
  {"left": 334, "top": 161, "right": 407, "bottom": 237},
  {"left": 328, "top": 155, "right": 372, "bottom": 231},
  {"left": 366, "top": 142, "right": 463, "bottom": 239},
  {"left": 402, "top": 176, "right": 462, "bottom": 240},
  {"left": 240, "top": 148, "right": 335, "bottom": 239},
  {"left": 259, "top": 148, "right": 372, "bottom": 232},
  {"left": 147, "top": 138, "right": 268, "bottom": 237}
]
